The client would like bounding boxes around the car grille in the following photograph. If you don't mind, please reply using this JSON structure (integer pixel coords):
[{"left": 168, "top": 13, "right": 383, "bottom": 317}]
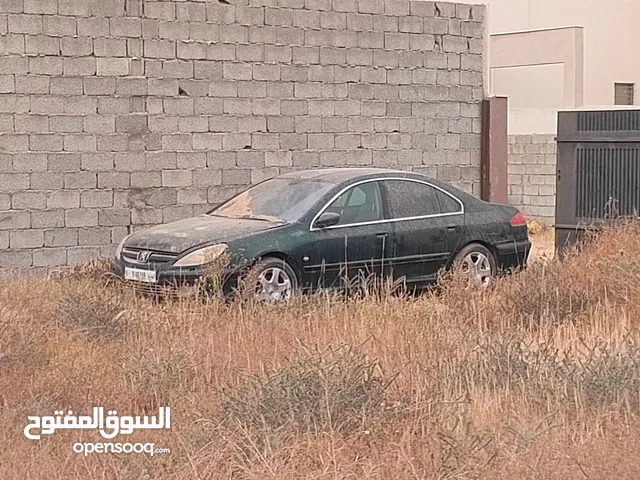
[
  {"left": 121, "top": 247, "right": 178, "bottom": 266},
  {"left": 118, "top": 279, "right": 198, "bottom": 299}
]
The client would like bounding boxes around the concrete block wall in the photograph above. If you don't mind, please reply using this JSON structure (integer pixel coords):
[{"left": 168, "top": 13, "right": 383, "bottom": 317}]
[
  {"left": 0, "top": 0, "right": 486, "bottom": 268},
  {"left": 507, "top": 134, "right": 556, "bottom": 224}
]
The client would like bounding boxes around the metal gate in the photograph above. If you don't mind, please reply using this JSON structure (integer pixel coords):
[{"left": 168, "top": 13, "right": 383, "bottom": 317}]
[{"left": 555, "top": 109, "right": 640, "bottom": 251}]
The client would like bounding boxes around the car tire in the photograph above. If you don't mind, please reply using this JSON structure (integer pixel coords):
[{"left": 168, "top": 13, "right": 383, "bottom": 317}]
[
  {"left": 452, "top": 243, "right": 497, "bottom": 287},
  {"left": 238, "top": 256, "right": 299, "bottom": 302}
]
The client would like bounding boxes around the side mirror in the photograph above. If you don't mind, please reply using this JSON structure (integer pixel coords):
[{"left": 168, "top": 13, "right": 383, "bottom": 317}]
[{"left": 315, "top": 212, "right": 341, "bottom": 229}]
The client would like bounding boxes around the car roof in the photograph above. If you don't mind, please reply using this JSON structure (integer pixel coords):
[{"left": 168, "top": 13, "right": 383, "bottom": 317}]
[{"left": 277, "top": 167, "right": 421, "bottom": 183}]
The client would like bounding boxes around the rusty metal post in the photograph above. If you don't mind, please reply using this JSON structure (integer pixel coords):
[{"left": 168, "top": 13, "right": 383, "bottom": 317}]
[{"left": 480, "top": 96, "right": 508, "bottom": 204}]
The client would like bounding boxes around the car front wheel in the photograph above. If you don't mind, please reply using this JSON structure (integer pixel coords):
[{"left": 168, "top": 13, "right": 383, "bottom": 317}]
[
  {"left": 240, "top": 257, "right": 299, "bottom": 302},
  {"left": 452, "top": 243, "right": 497, "bottom": 287}
]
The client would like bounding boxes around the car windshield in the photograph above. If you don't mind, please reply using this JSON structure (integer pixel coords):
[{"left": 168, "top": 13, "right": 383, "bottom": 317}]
[{"left": 209, "top": 177, "right": 337, "bottom": 223}]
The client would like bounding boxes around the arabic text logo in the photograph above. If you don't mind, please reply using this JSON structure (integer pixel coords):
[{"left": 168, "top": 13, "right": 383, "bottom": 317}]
[{"left": 24, "top": 406, "right": 170, "bottom": 440}]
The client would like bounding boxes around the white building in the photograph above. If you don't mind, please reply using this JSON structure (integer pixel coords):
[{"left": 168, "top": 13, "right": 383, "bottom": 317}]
[{"left": 478, "top": 0, "right": 640, "bottom": 133}]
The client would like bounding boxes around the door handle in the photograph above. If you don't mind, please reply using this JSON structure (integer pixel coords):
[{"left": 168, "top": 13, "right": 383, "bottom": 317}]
[
  {"left": 446, "top": 225, "right": 458, "bottom": 231},
  {"left": 376, "top": 232, "right": 388, "bottom": 237}
]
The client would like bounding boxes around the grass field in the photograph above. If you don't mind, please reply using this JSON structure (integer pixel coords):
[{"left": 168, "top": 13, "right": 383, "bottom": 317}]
[{"left": 2, "top": 224, "right": 640, "bottom": 479}]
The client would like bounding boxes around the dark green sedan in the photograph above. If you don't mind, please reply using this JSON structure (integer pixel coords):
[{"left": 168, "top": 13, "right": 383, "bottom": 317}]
[{"left": 112, "top": 168, "right": 531, "bottom": 300}]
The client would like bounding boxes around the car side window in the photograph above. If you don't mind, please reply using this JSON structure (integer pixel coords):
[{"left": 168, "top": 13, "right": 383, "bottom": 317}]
[
  {"left": 324, "top": 182, "right": 383, "bottom": 226},
  {"left": 383, "top": 180, "right": 444, "bottom": 219},
  {"left": 436, "top": 190, "right": 462, "bottom": 214}
]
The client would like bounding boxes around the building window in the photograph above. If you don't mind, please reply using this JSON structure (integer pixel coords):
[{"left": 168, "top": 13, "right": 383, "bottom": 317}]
[{"left": 615, "top": 83, "right": 635, "bottom": 105}]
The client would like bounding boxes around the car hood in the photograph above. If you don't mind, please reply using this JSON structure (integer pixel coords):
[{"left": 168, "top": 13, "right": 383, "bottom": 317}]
[{"left": 124, "top": 215, "right": 287, "bottom": 254}]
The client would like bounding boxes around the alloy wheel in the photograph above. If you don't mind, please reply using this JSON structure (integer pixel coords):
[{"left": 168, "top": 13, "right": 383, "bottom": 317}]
[
  {"left": 255, "top": 266, "right": 293, "bottom": 302},
  {"left": 461, "top": 252, "right": 493, "bottom": 287}
]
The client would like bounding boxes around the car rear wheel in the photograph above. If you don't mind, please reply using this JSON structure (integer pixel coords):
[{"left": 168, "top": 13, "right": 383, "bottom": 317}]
[
  {"left": 240, "top": 257, "right": 298, "bottom": 302},
  {"left": 453, "top": 243, "right": 497, "bottom": 287}
]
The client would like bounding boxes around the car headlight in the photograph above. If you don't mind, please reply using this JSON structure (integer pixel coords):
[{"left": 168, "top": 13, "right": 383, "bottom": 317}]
[
  {"left": 173, "top": 244, "right": 228, "bottom": 268},
  {"left": 115, "top": 234, "right": 131, "bottom": 259}
]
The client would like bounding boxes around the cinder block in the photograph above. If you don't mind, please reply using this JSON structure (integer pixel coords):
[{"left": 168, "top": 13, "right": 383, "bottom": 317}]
[
  {"left": 265, "top": 8, "right": 293, "bottom": 26},
  {"left": 221, "top": 133, "right": 251, "bottom": 150},
  {"left": 79, "top": 191, "right": 113, "bottom": 208},
  {"left": 177, "top": 40, "right": 207, "bottom": 59},
  {"left": 94, "top": 38, "right": 127, "bottom": 57},
  {"left": 65, "top": 208, "right": 98, "bottom": 228},
  {"left": 63, "top": 134, "right": 97, "bottom": 152},
  {"left": 64, "top": 172, "right": 97, "bottom": 189},
  {"left": 128, "top": 170, "right": 160, "bottom": 188},
  {"left": 320, "top": 151, "right": 346, "bottom": 166},
  {"left": 30, "top": 209, "right": 64, "bottom": 230},
  {"left": 131, "top": 207, "right": 162, "bottom": 225},
  {"left": 63, "top": 57, "right": 96, "bottom": 76},
  {"left": 223, "top": 98, "right": 252, "bottom": 115},
  {"left": 8, "top": 14, "right": 42, "bottom": 34},
  {"left": 267, "top": 116, "right": 294, "bottom": 132},
  {"left": 384, "top": 32, "right": 409, "bottom": 50},
  {"left": 236, "top": 151, "right": 266, "bottom": 168},
  {"left": 0, "top": 249, "right": 33, "bottom": 268},
  {"left": 29, "top": 57, "right": 63, "bottom": 76},
  {"left": 359, "top": 0, "right": 384, "bottom": 14},
  {"left": 373, "top": 15, "right": 397, "bottom": 32},
  {"left": 32, "top": 247, "right": 66, "bottom": 266},
  {"left": 292, "top": 151, "right": 319, "bottom": 168},
  {"left": 24, "top": 35, "right": 60, "bottom": 55},
  {"left": 208, "top": 185, "right": 238, "bottom": 204},
  {"left": 162, "top": 205, "right": 194, "bottom": 223},
  {"left": 373, "top": 150, "right": 399, "bottom": 166},
  {"left": 98, "top": 208, "right": 130, "bottom": 226},
  {"left": 385, "top": 0, "right": 409, "bottom": 16},
  {"left": 265, "top": 44, "right": 292, "bottom": 63},
  {"left": 461, "top": 54, "right": 482, "bottom": 72},
  {"left": 219, "top": 24, "right": 248, "bottom": 43},
  {"left": 293, "top": 10, "right": 320, "bottom": 29},
  {"left": 66, "top": 246, "right": 100, "bottom": 264},
  {"left": 77, "top": 226, "right": 111, "bottom": 246},
  {"left": 222, "top": 169, "right": 251, "bottom": 185},
  {"left": 163, "top": 98, "right": 194, "bottom": 115},
  {"left": 0, "top": 34, "right": 25, "bottom": 55},
  {"left": 268, "top": 81, "right": 295, "bottom": 97},
  {"left": 250, "top": 167, "right": 279, "bottom": 184},
  {"left": 29, "top": 134, "right": 63, "bottom": 152},
  {"left": 10, "top": 190, "right": 45, "bottom": 209},
  {"left": 208, "top": 116, "right": 238, "bottom": 133},
  {"left": 96, "top": 58, "right": 130, "bottom": 76},
  {"left": 51, "top": 77, "right": 85, "bottom": 96},
  {"left": 305, "top": 0, "right": 331, "bottom": 10},
  {"left": 177, "top": 188, "right": 208, "bottom": 205},
  {"left": 442, "top": 35, "right": 468, "bottom": 53},
  {"left": 193, "top": 132, "right": 225, "bottom": 151},
  {"left": 0, "top": 209, "right": 30, "bottom": 230},
  {"left": 265, "top": 151, "right": 292, "bottom": 167},
  {"left": 30, "top": 172, "right": 62, "bottom": 190},
  {"left": 223, "top": 62, "right": 253, "bottom": 81},
  {"left": 192, "top": 168, "right": 222, "bottom": 186},
  {"left": 159, "top": 21, "right": 190, "bottom": 41},
  {"left": 253, "top": 98, "right": 279, "bottom": 115}
]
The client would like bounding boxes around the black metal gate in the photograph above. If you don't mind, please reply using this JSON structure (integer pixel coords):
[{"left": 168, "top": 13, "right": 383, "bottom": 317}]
[{"left": 555, "top": 109, "right": 640, "bottom": 251}]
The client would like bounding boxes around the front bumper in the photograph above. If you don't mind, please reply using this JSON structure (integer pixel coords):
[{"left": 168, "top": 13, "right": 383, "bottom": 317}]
[{"left": 111, "top": 258, "right": 239, "bottom": 297}]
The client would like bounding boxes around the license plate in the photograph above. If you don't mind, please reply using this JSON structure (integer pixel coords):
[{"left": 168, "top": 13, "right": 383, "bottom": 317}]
[{"left": 124, "top": 267, "right": 157, "bottom": 283}]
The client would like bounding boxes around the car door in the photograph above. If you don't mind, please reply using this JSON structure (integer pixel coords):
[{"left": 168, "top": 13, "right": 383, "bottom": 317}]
[
  {"left": 380, "top": 179, "right": 465, "bottom": 284},
  {"left": 301, "top": 180, "right": 394, "bottom": 291}
]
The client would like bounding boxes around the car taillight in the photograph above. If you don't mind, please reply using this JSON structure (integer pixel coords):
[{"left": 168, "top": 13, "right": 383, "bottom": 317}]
[{"left": 510, "top": 211, "right": 527, "bottom": 227}]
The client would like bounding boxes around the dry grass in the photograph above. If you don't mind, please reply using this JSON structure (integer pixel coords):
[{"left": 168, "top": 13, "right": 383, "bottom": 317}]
[{"left": 2, "top": 224, "right": 640, "bottom": 479}]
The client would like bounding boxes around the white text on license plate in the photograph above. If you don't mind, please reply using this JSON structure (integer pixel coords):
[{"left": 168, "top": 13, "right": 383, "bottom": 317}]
[{"left": 124, "top": 267, "right": 157, "bottom": 283}]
